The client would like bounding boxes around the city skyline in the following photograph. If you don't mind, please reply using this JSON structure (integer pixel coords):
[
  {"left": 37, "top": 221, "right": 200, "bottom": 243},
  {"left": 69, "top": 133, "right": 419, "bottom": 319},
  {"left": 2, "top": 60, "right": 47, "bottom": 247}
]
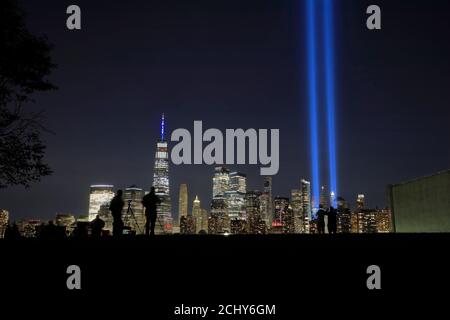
[
  {"left": 2, "top": 111, "right": 446, "bottom": 235},
  {"left": 0, "top": 112, "right": 442, "bottom": 222},
  {"left": 1, "top": 0, "right": 450, "bottom": 220}
]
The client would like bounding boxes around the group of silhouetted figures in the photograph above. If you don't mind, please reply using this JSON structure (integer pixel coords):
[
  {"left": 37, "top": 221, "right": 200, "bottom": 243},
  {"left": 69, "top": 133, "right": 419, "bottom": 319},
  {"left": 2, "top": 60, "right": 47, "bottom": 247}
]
[
  {"left": 3, "top": 187, "right": 161, "bottom": 240},
  {"left": 3, "top": 189, "right": 341, "bottom": 239},
  {"left": 109, "top": 187, "right": 161, "bottom": 237},
  {"left": 91, "top": 186, "right": 161, "bottom": 238},
  {"left": 315, "top": 205, "right": 337, "bottom": 234}
]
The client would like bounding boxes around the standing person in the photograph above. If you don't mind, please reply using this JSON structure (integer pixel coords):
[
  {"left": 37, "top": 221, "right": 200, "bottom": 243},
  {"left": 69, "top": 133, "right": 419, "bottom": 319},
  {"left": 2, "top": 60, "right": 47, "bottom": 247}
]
[
  {"left": 142, "top": 187, "right": 161, "bottom": 236},
  {"left": 109, "top": 190, "right": 124, "bottom": 237},
  {"left": 90, "top": 214, "right": 105, "bottom": 238},
  {"left": 327, "top": 206, "right": 337, "bottom": 234},
  {"left": 316, "top": 205, "right": 326, "bottom": 234}
]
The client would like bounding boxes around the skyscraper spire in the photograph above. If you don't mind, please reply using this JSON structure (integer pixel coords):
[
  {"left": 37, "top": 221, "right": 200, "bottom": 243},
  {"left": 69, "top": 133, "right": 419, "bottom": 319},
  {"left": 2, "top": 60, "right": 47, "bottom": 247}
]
[
  {"left": 160, "top": 113, "right": 165, "bottom": 141},
  {"left": 153, "top": 113, "right": 172, "bottom": 233}
]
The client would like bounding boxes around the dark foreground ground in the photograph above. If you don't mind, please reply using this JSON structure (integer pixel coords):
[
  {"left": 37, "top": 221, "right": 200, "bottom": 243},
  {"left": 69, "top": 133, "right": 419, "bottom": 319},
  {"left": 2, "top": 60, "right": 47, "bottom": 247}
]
[{"left": 1, "top": 234, "right": 449, "bottom": 318}]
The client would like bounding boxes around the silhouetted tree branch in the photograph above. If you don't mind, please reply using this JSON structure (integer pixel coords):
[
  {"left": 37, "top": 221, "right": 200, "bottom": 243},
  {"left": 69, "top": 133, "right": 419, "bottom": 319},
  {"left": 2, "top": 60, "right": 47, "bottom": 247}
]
[{"left": 0, "top": 0, "right": 56, "bottom": 188}]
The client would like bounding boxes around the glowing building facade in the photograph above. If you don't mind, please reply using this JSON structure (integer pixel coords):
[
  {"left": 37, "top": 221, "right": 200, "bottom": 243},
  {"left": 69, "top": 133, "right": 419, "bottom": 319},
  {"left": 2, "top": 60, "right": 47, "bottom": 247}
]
[
  {"left": 229, "top": 172, "right": 246, "bottom": 193},
  {"left": 320, "top": 185, "right": 329, "bottom": 208},
  {"left": 0, "top": 209, "right": 9, "bottom": 238},
  {"left": 213, "top": 166, "right": 230, "bottom": 197},
  {"left": 152, "top": 114, "right": 173, "bottom": 234},
  {"left": 178, "top": 184, "right": 188, "bottom": 225},
  {"left": 260, "top": 176, "right": 273, "bottom": 227},
  {"left": 201, "top": 209, "right": 209, "bottom": 233},
  {"left": 357, "top": 194, "right": 365, "bottom": 210},
  {"left": 225, "top": 172, "right": 246, "bottom": 220},
  {"left": 88, "top": 185, "right": 115, "bottom": 221},
  {"left": 210, "top": 167, "right": 231, "bottom": 234},
  {"left": 301, "top": 179, "right": 311, "bottom": 233},
  {"left": 291, "top": 189, "right": 302, "bottom": 233},
  {"left": 272, "top": 197, "right": 293, "bottom": 233},
  {"left": 210, "top": 197, "right": 229, "bottom": 234},
  {"left": 376, "top": 209, "right": 392, "bottom": 233},
  {"left": 336, "top": 197, "right": 351, "bottom": 233},
  {"left": 192, "top": 195, "right": 202, "bottom": 233},
  {"left": 246, "top": 191, "right": 266, "bottom": 234}
]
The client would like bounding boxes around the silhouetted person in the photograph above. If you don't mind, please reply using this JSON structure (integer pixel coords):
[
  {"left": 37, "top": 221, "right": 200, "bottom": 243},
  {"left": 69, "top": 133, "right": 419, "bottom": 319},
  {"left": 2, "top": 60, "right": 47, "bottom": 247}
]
[
  {"left": 327, "top": 206, "right": 337, "bottom": 234},
  {"left": 90, "top": 214, "right": 105, "bottom": 238},
  {"left": 316, "top": 205, "right": 326, "bottom": 234},
  {"left": 142, "top": 187, "right": 161, "bottom": 236},
  {"left": 110, "top": 190, "right": 125, "bottom": 237},
  {"left": 4, "top": 222, "right": 21, "bottom": 240}
]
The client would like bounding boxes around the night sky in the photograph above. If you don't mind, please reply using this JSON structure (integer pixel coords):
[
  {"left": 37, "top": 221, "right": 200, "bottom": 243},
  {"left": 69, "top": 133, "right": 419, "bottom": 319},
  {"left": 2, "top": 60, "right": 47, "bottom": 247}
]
[{"left": 1, "top": 0, "right": 450, "bottom": 220}]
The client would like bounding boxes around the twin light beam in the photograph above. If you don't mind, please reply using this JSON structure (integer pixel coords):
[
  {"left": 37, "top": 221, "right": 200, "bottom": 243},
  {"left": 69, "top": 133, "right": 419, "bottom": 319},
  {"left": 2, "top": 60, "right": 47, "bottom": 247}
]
[{"left": 306, "top": 0, "right": 338, "bottom": 208}]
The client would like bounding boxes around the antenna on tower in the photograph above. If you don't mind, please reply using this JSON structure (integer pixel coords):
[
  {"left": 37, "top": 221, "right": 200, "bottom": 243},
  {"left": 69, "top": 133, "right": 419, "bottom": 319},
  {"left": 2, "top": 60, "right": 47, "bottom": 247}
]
[{"left": 160, "top": 113, "right": 165, "bottom": 141}]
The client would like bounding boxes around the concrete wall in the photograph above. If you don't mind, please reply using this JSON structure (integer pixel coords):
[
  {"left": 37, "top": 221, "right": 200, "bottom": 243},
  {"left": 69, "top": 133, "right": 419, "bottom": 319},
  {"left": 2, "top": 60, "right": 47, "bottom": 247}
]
[{"left": 389, "top": 170, "right": 450, "bottom": 232}]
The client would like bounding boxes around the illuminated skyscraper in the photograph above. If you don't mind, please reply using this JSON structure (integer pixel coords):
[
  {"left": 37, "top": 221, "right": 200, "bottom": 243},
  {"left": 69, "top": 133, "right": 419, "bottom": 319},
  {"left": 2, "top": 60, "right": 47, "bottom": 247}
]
[
  {"left": 178, "top": 184, "right": 188, "bottom": 225},
  {"left": 351, "top": 211, "right": 359, "bottom": 233},
  {"left": 229, "top": 172, "right": 246, "bottom": 193},
  {"left": 356, "top": 211, "right": 365, "bottom": 233},
  {"left": 122, "top": 185, "right": 146, "bottom": 234},
  {"left": 0, "top": 210, "right": 9, "bottom": 238},
  {"left": 330, "top": 191, "right": 336, "bottom": 207},
  {"left": 210, "top": 167, "right": 230, "bottom": 233},
  {"left": 152, "top": 114, "right": 173, "bottom": 234},
  {"left": 213, "top": 166, "right": 230, "bottom": 197},
  {"left": 301, "top": 179, "right": 311, "bottom": 233},
  {"left": 357, "top": 194, "right": 365, "bottom": 209},
  {"left": 191, "top": 196, "right": 209, "bottom": 234},
  {"left": 192, "top": 195, "right": 202, "bottom": 233},
  {"left": 200, "top": 209, "right": 209, "bottom": 233},
  {"left": 352, "top": 206, "right": 378, "bottom": 234},
  {"left": 376, "top": 209, "right": 392, "bottom": 233},
  {"left": 210, "top": 197, "right": 228, "bottom": 234},
  {"left": 319, "top": 186, "right": 330, "bottom": 232},
  {"left": 336, "top": 197, "right": 351, "bottom": 233},
  {"left": 291, "top": 189, "right": 302, "bottom": 233},
  {"left": 363, "top": 209, "right": 377, "bottom": 233},
  {"left": 272, "top": 197, "right": 293, "bottom": 233},
  {"left": 88, "top": 185, "right": 115, "bottom": 221},
  {"left": 320, "top": 185, "right": 329, "bottom": 208},
  {"left": 226, "top": 172, "right": 246, "bottom": 220},
  {"left": 260, "top": 176, "right": 273, "bottom": 227},
  {"left": 246, "top": 191, "right": 266, "bottom": 234},
  {"left": 353, "top": 194, "right": 367, "bottom": 233}
]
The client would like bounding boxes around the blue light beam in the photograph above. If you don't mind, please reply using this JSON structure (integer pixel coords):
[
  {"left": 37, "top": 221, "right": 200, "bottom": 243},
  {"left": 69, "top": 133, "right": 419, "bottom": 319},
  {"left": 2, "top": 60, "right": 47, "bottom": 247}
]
[
  {"left": 306, "top": 0, "right": 320, "bottom": 208},
  {"left": 324, "top": 0, "right": 338, "bottom": 205}
]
